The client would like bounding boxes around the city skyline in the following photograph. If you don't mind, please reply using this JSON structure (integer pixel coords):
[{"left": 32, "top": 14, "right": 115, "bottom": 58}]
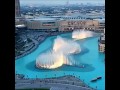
[{"left": 20, "top": 0, "right": 105, "bottom": 6}]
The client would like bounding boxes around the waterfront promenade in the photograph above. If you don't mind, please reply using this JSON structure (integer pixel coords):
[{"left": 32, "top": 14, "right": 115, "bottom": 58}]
[
  {"left": 15, "top": 75, "right": 95, "bottom": 90},
  {"left": 15, "top": 31, "right": 72, "bottom": 59}
]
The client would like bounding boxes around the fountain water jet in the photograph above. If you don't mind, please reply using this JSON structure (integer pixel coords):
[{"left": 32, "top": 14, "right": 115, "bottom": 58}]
[
  {"left": 72, "top": 30, "right": 94, "bottom": 40},
  {"left": 53, "top": 36, "right": 81, "bottom": 55},
  {"left": 36, "top": 36, "right": 83, "bottom": 69},
  {"left": 36, "top": 50, "right": 83, "bottom": 69},
  {"left": 36, "top": 50, "right": 68, "bottom": 69}
]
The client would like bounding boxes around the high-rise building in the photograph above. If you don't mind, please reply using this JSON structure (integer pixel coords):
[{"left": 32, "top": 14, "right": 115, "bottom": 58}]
[
  {"left": 15, "top": 0, "right": 21, "bottom": 17},
  {"left": 66, "top": 0, "right": 69, "bottom": 7}
]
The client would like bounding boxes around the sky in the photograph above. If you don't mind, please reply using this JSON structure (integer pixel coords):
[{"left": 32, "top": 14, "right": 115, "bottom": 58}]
[{"left": 20, "top": 0, "right": 105, "bottom": 6}]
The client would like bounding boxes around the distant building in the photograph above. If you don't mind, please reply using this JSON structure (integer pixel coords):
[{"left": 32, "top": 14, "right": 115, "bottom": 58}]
[
  {"left": 15, "top": 0, "right": 21, "bottom": 17},
  {"left": 25, "top": 16, "right": 99, "bottom": 32},
  {"left": 26, "top": 17, "right": 59, "bottom": 31},
  {"left": 98, "top": 31, "right": 105, "bottom": 53},
  {"left": 15, "top": 17, "right": 26, "bottom": 25},
  {"left": 94, "top": 19, "right": 105, "bottom": 33},
  {"left": 58, "top": 17, "right": 99, "bottom": 32},
  {"left": 87, "top": 11, "right": 105, "bottom": 19},
  {"left": 66, "top": 0, "right": 70, "bottom": 7},
  {"left": 59, "top": 20, "right": 99, "bottom": 32},
  {"left": 15, "top": 0, "right": 26, "bottom": 26}
]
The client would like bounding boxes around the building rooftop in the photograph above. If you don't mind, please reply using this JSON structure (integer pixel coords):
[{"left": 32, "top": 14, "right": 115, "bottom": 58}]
[
  {"left": 25, "top": 13, "right": 105, "bottom": 22},
  {"left": 16, "top": 24, "right": 26, "bottom": 28},
  {"left": 94, "top": 18, "right": 105, "bottom": 23},
  {"left": 26, "top": 17, "right": 58, "bottom": 22}
]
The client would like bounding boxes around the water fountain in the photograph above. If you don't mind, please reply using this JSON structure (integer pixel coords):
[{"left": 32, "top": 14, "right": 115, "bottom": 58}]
[
  {"left": 36, "top": 50, "right": 68, "bottom": 69},
  {"left": 53, "top": 36, "right": 81, "bottom": 55},
  {"left": 36, "top": 50, "right": 83, "bottom": 69},
  {"left": 72, "top": 30, "right": 94, "bottom": 40},
  {"left": 36, "top": 36, "right": 82, "bottom": 69}
]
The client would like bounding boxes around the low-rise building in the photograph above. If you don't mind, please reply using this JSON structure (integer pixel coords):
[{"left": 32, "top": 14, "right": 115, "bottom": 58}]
[
  {"left": 26, "top": 17, "right": 59, "bottom": 31},
  {"left": 98, "top": 33, "right": 105, "bottom": 53},
  {"left": 94, "top": 19, "right": 105, "bottom": 33},
  {"left": 15, "top": 17, "right": 26, "bottom": 25},
  {"left": 19, "top": 13, "right": 105, "bottom": 32},
  {"left": 58, "top": 19, "right": 99, "bottom": 32},
  {"left": 25, "top": 15, "right": 99, "bottom": 32}
]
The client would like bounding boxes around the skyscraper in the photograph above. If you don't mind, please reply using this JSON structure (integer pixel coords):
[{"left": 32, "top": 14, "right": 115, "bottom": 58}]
[
  {"left": 66, "top": 0, "right": 69, "bottom": 7},
  {"left": 15, "top": 0, "right": 20, "bottom": 17}
]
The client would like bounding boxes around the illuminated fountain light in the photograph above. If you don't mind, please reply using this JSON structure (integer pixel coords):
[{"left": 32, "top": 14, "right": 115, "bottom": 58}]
[
  {"left": 72, "top": 30, "right": 94, "bottom": 40},
  {"left": 64, "top": 56, "right": 79, "bottom": 66},
  {"left": 36, "top": 50, "right": 82, "bottom": 69},
  {"left": 36, "top": 36, "right": 82, "bottom": 69},
  {"left": 53, "top": 36, "right": 81, "bottom": 55},
  {"left": 36, "top": 50, "right": 68, "bottom": 69},
  {"left": 64, "top": 56, "right": 84, "bottom": 68}
]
